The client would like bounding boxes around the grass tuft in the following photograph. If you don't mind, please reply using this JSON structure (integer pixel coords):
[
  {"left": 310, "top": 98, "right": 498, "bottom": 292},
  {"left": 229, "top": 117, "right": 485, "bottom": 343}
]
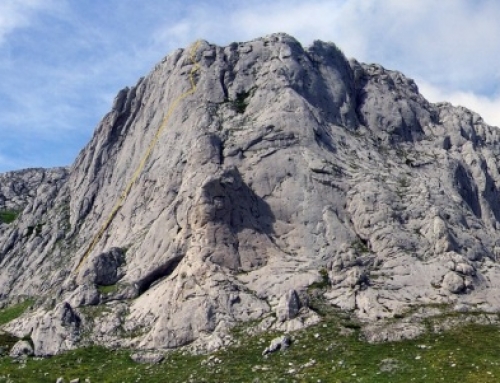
[
  {"left": 96, "top": 284, "right": 120, "bottom": 295},
  {"left": 0, "top": 210, "right": 20, "bottom": 224},
  {"left": 308, "top": 268, "right": 330, "bottom": 291}
]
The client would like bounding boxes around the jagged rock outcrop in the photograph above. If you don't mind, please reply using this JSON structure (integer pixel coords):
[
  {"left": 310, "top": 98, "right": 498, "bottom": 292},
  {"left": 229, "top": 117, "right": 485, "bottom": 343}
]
[
  {"left": 0, "top": 168, "right": 68, "bottom": 213},
  {"left": 2, "top": 33, "right": 500, "bottom": 355}
]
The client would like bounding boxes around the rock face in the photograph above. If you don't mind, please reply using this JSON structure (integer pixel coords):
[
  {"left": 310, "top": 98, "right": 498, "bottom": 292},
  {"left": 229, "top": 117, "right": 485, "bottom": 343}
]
[
  {"left": 277, "top": 290, "right": 302, "bottom": 322},
  {"left": 2, "top": 33, "right": 500, "bottom": 355}
]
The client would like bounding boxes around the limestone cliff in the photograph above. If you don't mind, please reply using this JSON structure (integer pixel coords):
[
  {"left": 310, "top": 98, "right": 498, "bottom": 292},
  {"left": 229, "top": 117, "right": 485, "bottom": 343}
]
[{"left": 2, "top": 33, "right": 500, "bottom": 355}]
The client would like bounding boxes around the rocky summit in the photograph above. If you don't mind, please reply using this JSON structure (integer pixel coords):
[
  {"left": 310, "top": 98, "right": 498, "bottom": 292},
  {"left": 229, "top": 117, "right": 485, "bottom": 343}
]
[{"left": 1, "top": 33, "right": 500, "bottom": 356}]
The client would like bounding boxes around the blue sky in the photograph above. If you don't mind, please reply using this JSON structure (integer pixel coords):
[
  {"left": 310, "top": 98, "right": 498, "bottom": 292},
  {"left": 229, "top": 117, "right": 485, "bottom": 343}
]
[{"left": 1, "top": 0, "right": 500, "bottom": 172}]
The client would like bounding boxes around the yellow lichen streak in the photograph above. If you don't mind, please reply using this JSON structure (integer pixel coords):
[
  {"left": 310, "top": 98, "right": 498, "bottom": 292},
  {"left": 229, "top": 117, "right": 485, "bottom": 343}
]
[{"left": 74, "top": 40, "right": 202, "bottom": 273}]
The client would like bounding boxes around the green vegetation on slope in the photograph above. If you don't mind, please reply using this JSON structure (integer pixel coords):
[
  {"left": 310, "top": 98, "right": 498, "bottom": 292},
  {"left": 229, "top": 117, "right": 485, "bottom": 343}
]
[
  {"left": 96, "top": 284, "right": 120, "bottom": 295},
  {"left": 0, "top": 300, "right": 35, "bottom": 359},
  {"left": 0, "top": 210, "right": 19, "bottom": 224},
  {"left": 0, "top": 300, "right": 34, "bottom": 326},
  {"left": 1, "top": 302, "right": 500, "bottom": 382}
]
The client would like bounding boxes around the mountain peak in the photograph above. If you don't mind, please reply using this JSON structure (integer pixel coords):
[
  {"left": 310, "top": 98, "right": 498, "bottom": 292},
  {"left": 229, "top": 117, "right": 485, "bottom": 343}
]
[{"left": 1, "top": 34, "right": 500, "bottom": 355}]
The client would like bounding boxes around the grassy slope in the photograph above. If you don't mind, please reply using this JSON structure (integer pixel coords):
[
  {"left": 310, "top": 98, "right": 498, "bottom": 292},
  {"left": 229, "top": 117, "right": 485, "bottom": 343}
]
[
  {"left": 1, "top": 301, "right": 500, "bottom": 382},
  {"left": 0, "top": 300, "right": 34, "bottom": 326}
]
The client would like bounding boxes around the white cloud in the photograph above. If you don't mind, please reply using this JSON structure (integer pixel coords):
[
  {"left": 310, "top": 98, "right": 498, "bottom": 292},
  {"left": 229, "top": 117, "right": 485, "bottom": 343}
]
[
  {"left": 347, "top": 0, "right": 500, "bottom": 94},
  {"left": 0, "top": 0, "right": 54, "bottom": 45},
  {"left": 154, "top": 1, "right": 500, "bottom": 83},
  {"left": 418, "top": 80, "right": 500, "bottom": 128}
]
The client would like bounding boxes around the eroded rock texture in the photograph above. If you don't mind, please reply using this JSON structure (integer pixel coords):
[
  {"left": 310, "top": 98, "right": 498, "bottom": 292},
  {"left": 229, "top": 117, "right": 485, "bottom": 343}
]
[{"left": 2, "top": 33, "right": 500, "bottom": 355}]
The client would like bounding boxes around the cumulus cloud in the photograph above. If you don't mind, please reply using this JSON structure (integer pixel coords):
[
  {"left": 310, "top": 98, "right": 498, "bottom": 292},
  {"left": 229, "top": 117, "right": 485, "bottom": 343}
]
[{"left": 418, "top": 80, "right": 500, "bottom": 128}]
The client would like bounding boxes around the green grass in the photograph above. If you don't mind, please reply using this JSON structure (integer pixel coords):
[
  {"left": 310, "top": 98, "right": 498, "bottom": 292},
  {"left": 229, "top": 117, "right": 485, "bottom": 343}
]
[
  {"left": 352, "top": 238, "right": 370, "bottom": 253},
  {"left": 0, "top": 299, "right": 34, "bottom": 326},
  {"left": 232, "top": 90, "right": 250, "bottom": 113},
  {"left": 96, "top": 284, "right": 120, "bottom": 295},
  {"left": 308, "top": 268, "right": 330, "bottom": 291},
  {"left": 0, "top": 300, "right": 35, "bottom": 356},
  {"left": 0, "top": 332, "right": 18, "bottom": 356},
  {"left": 25, "top": 223, "right": 45, "bottom": 237},
  {"left": 1, "top": 302, "right": 500, "bottom": 382},
  {"left": 0, "top": 210, "right": 19, "bottom": 224},
  {"left": 222, "top": 88, "right": 254, "bottom": 114}
]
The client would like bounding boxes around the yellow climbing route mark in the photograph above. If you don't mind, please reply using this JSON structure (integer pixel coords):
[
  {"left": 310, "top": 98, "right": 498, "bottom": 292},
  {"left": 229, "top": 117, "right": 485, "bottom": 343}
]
[{"left": 74, "top": 41, "right": 202, "bottom": 273}]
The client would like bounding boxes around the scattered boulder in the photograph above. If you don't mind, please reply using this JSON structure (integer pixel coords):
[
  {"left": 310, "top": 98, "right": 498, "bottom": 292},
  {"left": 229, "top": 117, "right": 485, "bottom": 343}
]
[
  {"left": 379, "top": 358, "right": 400, "bottom": 372},
  {"left": 68, "top": 284, "right": 100, "bottom": 307},
  {"left": 363, "top": 322, "right": 426, "bottom": 343},
  {"left": 301, "top": 358, "right": 317, "bottom": 369},
  {"left": 442, "top": 272, "right": 465, "bottom": 294},
  {"left": 130, "top": 352, "right": 165, "bottom": 364},
  {"left": 9, "top": 340, "right": 34, "bottom": 358},
  {"left": 262, "top": 335, "right": 291, "bottom": 355}
]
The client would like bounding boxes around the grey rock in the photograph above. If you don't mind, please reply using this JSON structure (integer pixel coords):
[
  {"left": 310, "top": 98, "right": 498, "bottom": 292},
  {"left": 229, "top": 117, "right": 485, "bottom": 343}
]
[
  {"left": 301, "top": 358, "right": 317, "bottom": 369},
  {"left": 363, "top": 322, "right": 426, "bottom": 343},
  {"left": 56, "top": 378, "right": 65, "bottom": 383},
  {"left": 5, "top": 302, "right": 81, "bottom": 356},
  {"left": 69, "top": 379, "right": 80, "bottom": 383},
  {"left": 262, "top": 335, "right": 291, "bottom": 355},
  {"left": 379, "top": 358, "right": 400, "bottom": 372},
  {"left": 9, "top": 340, "right": 34, "bottom": 358},
  {"left": 273, "top": 307, "right": 321, "bottom": 332},
  {"left": 2, "top": 33, "right": 500, "bottom": 354},
  {"left": 79, "top": 247, "right": 125, "bottom": 286},
  {"left": 454, "top": 304, "right": 470, "bottom": 313},
  {"left": 442, "top": 272, "right": 465, "bottom": 294},
  {"left": 68, "top": 284, "right": 100, "bottom": 307},
  {"left": 0, "top": 168, "right": 68, "bottom": 214},
  {"left": 276, "top": 289, "right": 301, "bottom": 322},
  {"left": 130, "top": 352, "right": 165, "bottom": 364}
]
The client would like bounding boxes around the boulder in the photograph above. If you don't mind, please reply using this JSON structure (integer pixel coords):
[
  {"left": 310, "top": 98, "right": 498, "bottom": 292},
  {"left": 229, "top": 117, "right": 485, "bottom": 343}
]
[
  {"left": 9, "top": 340, "right": 34, "bottom": 358},
  {"left": 130, "top": 352, "right": 165, "bottom": 364},
  {"left": 262, "top": 335, "right": 291, "bottom": 355},
  {"left": 442, "top": 272, "right": 465, "bottom": 294},
  {"left": 79, "top": 247, "right": 125, "bottom": 286}
]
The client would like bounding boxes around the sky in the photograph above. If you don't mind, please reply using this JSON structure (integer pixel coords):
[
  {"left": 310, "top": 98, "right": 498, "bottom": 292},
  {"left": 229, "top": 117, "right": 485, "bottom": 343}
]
[{"left": 0, "top": 0, "right": 499, "bottom": 172}]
